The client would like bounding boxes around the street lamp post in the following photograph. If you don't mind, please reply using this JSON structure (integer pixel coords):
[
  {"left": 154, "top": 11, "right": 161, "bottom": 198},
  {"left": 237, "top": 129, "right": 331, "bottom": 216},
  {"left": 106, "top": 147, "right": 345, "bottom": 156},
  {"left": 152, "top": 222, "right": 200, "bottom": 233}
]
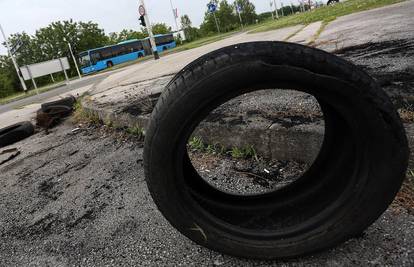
[{"left": 0, "top": 23, "right": 27, "bottom": 92}]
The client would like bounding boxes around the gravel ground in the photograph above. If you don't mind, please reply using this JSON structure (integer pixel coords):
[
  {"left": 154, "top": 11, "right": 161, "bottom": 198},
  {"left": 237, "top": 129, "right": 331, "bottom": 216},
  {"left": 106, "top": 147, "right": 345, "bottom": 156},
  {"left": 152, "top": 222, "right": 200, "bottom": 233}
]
[
  {"left": 0, "top": 120, "right": 413, "bottom": 266},
  {"left": 189, "top": 150, "right": 308, "bottom": 195}
]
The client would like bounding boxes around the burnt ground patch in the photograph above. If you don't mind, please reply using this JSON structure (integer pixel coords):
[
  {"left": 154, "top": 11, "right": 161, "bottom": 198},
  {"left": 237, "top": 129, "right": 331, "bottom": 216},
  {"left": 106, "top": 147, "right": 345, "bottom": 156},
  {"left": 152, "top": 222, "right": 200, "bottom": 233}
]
[
  {"left": 336, "top": 38, "right": 414, "bottom": 116},
  {"left": 0, "top": 120, "right": 413, "bottom": 266}
]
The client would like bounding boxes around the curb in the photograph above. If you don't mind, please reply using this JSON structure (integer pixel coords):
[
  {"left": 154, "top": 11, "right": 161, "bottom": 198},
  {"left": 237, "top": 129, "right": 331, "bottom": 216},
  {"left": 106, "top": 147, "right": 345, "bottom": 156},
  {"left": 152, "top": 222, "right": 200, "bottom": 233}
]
[{"left": 81, "top": 97, "right": 414, "bottom": 168}]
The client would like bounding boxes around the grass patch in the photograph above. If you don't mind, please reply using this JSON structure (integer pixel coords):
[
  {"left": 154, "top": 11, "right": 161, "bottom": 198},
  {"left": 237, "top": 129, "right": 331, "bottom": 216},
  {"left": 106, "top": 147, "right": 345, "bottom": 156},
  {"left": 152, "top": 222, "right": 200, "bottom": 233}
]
[
  {"left": 0, "top": 81, "right": 71, "bottom": 105},
  {"left": 251, "top": 0, "right": 404, "bottom": 33},
  {"left": 188, "top": 136, "right": 258, "bottom": 160},
  {"left": 126, "top": 125, "right": 145, "bottom": 138},
  {"left": 72, "top": 99, "right": 102, "bottom": 125}
]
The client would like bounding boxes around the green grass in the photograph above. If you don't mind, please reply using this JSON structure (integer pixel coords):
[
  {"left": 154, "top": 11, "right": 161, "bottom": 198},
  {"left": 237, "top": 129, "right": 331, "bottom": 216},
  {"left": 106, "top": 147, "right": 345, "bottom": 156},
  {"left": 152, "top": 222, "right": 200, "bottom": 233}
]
[
  {"left": 0, "top": 81, "right": 69, "bottom": 105},
  {"left": 188, "top": 136, "right": 259, "bottom": 160},
  {"left": 251, "top": 0, "right": 404, "bottom": 33}
]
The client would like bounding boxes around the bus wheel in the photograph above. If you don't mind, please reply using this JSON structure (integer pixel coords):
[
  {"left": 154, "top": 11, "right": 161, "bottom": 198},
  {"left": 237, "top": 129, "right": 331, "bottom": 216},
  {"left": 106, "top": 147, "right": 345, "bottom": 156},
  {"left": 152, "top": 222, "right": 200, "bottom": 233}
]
[
  {"left": 138, "top": 53, "right": 143, "bottom": 58},
  {"left": 107, "top": 61, "right": 113, "bottom": 68},
  {"left": 163, "top": 46, "right": 168, "bottom": 51}
]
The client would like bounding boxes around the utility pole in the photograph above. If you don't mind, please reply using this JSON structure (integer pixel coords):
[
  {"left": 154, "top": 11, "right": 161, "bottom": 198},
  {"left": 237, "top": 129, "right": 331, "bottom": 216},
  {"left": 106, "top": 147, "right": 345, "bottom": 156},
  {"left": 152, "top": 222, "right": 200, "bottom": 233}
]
[
  {"left": 281, "top": 2, "right": 285, "bottom": 17},
  {"left": 139, "top": 0, "right": 159, "bottom": 60},
  {"left": 235, "top": 3, "right": 244, "bottom": 29},
  {"left": 64, "top": 38, "right": 81, "bottom": 79},
  {"left": 0, "top": 23, "right": 27, "bottom": 92},
  {"left": 169, "top": 0, "right": 179, "bottom": 32},
  {"left": 270, "top": 1, "right": 274, "bottom": 20},
  {"left": 169, "top": 0, "right": 185, "bottom": 43},
  {"left": 213, "top": 12, "right": 220, "bottom": 33},
  {"left": 273, "top": 0, "right": 280, "bottom": 19}
]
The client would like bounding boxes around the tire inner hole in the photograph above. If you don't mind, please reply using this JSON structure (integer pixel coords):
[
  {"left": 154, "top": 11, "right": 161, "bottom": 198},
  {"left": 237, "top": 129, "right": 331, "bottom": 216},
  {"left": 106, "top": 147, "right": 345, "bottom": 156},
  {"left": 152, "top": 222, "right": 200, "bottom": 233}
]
[{"left": 187, "top": 88, "right": 325, "bottom": 196}]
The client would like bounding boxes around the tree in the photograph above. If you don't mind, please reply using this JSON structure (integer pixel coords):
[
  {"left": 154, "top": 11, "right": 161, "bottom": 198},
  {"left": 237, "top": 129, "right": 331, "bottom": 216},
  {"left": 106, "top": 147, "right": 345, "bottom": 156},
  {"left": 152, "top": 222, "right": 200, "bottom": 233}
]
[
  {"left": 110, "top": 29, "right": 147, "bottom": 44},
  {"left": 217, "top": 0, "right": 238, "bottom": 32},
  {"left": 142, "top": 23, "right": 172, "bottom": 35},
  {"left": 0, "top": 55, "right": 18, "bottom": 97},
  {"left": 234, "top": 0, "right": 257, "bottom": 25},
  {"left": 180, "top": 15, "right": 200, "bottom": 42}
]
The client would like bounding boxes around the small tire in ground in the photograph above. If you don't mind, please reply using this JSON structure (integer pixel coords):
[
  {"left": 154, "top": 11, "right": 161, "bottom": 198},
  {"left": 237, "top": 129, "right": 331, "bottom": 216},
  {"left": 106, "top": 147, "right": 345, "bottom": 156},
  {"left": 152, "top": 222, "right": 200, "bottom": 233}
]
[
  {"left": 0, "top": 121, "right": 35, "bottom": 148},
  {"left": 36, "top": 105, "right": 73, "bottom": 128},
  {"left": 41, "top": 95, "right": 76, "bottom": 112},
  {"left": 143, "top": 41, "right": 409, "bottom": 259}
]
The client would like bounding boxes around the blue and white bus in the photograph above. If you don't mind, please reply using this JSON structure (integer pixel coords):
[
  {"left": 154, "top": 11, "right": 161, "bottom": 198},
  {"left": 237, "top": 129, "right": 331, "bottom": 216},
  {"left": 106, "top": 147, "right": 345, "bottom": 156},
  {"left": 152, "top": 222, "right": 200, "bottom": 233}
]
[{"left": 78, "top": 33, "right": 176, "bottom": 75}]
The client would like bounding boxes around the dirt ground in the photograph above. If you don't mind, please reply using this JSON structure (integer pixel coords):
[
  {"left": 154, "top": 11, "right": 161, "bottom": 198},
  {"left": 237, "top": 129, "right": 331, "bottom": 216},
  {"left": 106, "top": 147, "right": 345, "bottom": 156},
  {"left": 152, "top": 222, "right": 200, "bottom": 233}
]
[{"left": 0, "top": 120, "right": 413, "bottom": 266}]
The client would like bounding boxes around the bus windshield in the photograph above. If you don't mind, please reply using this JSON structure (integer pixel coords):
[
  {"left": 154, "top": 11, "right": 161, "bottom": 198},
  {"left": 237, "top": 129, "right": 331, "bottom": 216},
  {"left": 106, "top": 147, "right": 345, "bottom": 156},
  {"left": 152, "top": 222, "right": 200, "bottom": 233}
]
[{"left": 79, "top": 52, "right": 91, "bottom": 68}]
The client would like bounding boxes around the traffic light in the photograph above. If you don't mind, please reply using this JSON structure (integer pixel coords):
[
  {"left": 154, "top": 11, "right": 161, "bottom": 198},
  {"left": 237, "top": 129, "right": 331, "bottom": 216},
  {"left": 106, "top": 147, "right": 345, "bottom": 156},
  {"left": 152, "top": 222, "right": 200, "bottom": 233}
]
[{"left": 139, "top": 15, "right": 146, "bottom": 27}]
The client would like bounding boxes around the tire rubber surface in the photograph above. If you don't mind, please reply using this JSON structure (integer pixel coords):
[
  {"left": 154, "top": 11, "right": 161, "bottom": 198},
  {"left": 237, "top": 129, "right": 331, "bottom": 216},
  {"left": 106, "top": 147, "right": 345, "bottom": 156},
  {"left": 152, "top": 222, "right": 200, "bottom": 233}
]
[
  {"left": 143, "top": 42, "right": 409, "bottom": 259},
  {"left": 0, "top": 121, "right": 35, "bottom": 148}
]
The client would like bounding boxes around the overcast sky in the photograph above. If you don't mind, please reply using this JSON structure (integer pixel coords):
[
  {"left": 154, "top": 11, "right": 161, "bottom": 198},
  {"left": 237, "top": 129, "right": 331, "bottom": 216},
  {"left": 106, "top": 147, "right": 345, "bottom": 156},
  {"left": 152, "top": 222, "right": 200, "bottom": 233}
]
[{"left": 0, "top": 0, "right": 300, "bottom": 55}]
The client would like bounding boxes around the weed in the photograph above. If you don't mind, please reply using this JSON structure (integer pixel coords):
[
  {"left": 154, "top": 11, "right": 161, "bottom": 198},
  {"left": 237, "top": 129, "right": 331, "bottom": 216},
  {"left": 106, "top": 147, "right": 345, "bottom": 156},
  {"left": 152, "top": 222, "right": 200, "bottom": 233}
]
[
  {"left": 229, "top": 145, "right": 258, "bottom": 160},
  {"left": 188, "top": 136, "right": 205, "bottom": 151},
  {"left": 126, "top": 126, "right": 145, "bottom": 138}
]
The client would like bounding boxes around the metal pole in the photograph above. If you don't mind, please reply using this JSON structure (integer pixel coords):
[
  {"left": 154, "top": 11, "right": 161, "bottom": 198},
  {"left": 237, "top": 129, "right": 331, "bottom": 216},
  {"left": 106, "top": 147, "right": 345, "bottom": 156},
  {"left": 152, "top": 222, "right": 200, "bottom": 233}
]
[
  {"left": 290, "top": 2, "right": 295, "bottom": 14},
  {"left": 169, "top": 0, "right": 179, "bottom": 32},
  {"left": 67, "top": 42, "right": 81, "bottom": 79},
  {"left": 273, "top": 0, "right": 279, "bottom": 19},
  {"left": 281, "top": 2, "right": 285, "bottom": 16},
  {"left": 26, "top": 66, "right": 38, "bottom": 94},
  {"left": 50, "top": 74, "right": 55, "bottom": 83},
  {"left": 139, "top": 0, "right": 160, "bottom": 60},
  {"left": 213, "top": 12, "right": 220, "bottom": 33},
  {"left": 169, "top": 0, "right": 184, "bottom": 43},
  {"left": 0, "top": 23, "right": 27, "bottom": 92},
  {"left": 59, "top": 58, "right": 70, "bottom": 84},
  {"left": 236, "top": 5, "right": 244, "bottom": 29},
  {"left": 270, "top": 1, "right": 274, "bottom": 20}
]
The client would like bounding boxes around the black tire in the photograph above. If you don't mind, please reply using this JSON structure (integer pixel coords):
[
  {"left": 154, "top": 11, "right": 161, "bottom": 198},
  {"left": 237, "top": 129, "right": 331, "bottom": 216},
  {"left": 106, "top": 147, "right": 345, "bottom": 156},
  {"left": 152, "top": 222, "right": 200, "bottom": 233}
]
[
  {"left": 42, "top": 105, "right": 73, "bottom": 118},
  {"left": 144, "top": 42, "right": 409, "bottom": 259},
  {"left": 41, "top": 95, "right": 76, "bottom": 111},
  {"left": 0, "top": 121, "right": 34, "bottom": 148},
  {"left": 36, "top": 105, "right": 73, "bottom": 128},
  {"left": 107, "top": 61, "right": 114, "bottom": 68}
]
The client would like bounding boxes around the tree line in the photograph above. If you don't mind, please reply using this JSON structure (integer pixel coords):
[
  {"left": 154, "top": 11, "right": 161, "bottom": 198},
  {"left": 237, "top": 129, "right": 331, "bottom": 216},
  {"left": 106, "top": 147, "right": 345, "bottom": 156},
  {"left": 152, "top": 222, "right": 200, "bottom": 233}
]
[
  {"left": 0, "top": 0, "right": 278, "bottom": 98},
  {"left": 0, "top": 20, "right": 171, "bottom": 98}
]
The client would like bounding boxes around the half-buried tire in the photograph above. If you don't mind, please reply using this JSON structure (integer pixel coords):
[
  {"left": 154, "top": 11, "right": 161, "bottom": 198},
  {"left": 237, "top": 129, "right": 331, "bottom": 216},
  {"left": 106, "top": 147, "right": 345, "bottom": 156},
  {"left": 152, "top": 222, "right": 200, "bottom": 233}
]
[
  {"left": 0, "top": 121, "right": 35, "bottom": 148},
  {"left": 41, "top": 95, "right": 76, "bottom": 111},
  {"left": 143, "top": 42, "right": 409, "bottom": 259}
]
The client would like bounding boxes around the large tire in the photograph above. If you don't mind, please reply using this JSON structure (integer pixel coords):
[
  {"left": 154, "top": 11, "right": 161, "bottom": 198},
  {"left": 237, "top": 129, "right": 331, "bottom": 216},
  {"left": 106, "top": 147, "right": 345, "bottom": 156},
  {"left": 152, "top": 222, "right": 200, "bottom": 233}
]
[
  {"left": 41, "top": 95, "right": 76, "bottom": 111},
  {"left": 0, "top": 121, "right": 34, "bottom": 148},
  {"left": 143, "top": 42, "right": 409, "bottom": 259}
]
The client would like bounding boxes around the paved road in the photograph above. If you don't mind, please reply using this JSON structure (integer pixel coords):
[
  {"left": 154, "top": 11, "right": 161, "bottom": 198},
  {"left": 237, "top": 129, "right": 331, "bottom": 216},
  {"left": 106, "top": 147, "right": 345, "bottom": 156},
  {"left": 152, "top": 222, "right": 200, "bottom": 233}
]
[{"left": 0, "top": 73, "right": 110, "bottom": 115}]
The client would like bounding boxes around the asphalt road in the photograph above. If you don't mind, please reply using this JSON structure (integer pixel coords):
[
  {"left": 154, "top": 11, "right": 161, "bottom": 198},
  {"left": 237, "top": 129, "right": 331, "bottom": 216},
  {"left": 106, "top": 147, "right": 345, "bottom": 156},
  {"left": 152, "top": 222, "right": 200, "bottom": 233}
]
[
  {"left": 0, "top": 73, "right": 110, "bottom": 115},
  {"left": 0, "top": 121, "right": 412, "bottom": 266}
]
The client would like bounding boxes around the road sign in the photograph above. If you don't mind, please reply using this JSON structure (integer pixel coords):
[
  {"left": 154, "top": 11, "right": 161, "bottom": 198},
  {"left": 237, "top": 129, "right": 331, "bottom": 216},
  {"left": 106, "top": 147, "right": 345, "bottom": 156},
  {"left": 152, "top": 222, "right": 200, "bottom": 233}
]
[
  {"left": 207, "top": 2, "right": 217, "bottom": 13},
  {"left": 10, "top": 38, "right": 23, "bottom": 55},
  {"left": 139, "top": 5, "right": 146, "bottom": 16}
]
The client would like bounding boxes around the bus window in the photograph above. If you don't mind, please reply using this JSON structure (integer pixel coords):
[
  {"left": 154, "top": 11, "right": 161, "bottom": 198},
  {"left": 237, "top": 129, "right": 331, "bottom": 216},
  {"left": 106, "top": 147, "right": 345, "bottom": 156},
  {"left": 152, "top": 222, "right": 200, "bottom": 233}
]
[
  {"left": 90, "top": 51, "right": 101, "bottom": 65},
  {"left": 100, "top": 47, "right": 113, "bottom": 60}
]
